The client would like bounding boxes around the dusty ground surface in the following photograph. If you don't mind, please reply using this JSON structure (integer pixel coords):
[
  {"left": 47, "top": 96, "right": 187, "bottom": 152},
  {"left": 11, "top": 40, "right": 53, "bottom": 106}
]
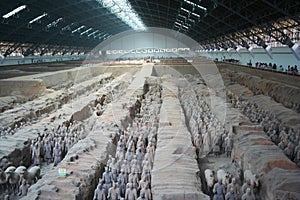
[
  {"left": 152, "top": 78, "right": 209, "bottom": 200},
  {"left": 0, "top": 61, "right": 82, "bottom": 79}
]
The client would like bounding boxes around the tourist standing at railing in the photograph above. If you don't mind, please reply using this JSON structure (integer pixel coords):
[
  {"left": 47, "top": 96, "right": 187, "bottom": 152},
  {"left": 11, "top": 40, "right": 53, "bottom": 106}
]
[{"left": 279, "top": 65, "right": 284, "bottom": 72}]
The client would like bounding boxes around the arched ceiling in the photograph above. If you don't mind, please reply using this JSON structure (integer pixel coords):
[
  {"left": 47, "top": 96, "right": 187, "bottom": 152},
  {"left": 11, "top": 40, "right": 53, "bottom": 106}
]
[{"left": 0, "top": 0, "right": 299, "bottom": 56}]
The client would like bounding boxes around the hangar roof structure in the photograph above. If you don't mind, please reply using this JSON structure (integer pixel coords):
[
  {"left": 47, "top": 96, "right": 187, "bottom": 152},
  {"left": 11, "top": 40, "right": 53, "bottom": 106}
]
[{"left": 0, "top": 0, "right": 299, "bottom": 56}]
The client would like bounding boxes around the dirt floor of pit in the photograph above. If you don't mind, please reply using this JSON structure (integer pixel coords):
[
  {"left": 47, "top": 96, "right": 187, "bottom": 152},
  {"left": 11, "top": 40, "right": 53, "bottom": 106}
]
[{"left": 0, "top": 61, "right": 83, "bottom": 79}]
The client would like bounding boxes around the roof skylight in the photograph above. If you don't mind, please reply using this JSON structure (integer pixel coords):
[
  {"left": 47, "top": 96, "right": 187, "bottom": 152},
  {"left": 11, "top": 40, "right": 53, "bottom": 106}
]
[
  {"left": 183, "top": 0, "right": 207, "bottom": 11},
  {"left": 88, "top": 30, "right": 99, "bottom": 37},
  {"left": 80, "top": 28, "right": 93, "bottom": 35},
  {"left": 96, "top": 0, "right": 146, "bottom": 31},
  {"left": 29, "top": 12, "right": 48, "bottom": 24},
  {"left": 2, "top": 5, "right": 27, "bottom": 19},
  {"left": 47, "top": 17, "right": 63, "bottom": 29},
  {"left": 72, "top": 25, "right": 85, "bottom": 33}
]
